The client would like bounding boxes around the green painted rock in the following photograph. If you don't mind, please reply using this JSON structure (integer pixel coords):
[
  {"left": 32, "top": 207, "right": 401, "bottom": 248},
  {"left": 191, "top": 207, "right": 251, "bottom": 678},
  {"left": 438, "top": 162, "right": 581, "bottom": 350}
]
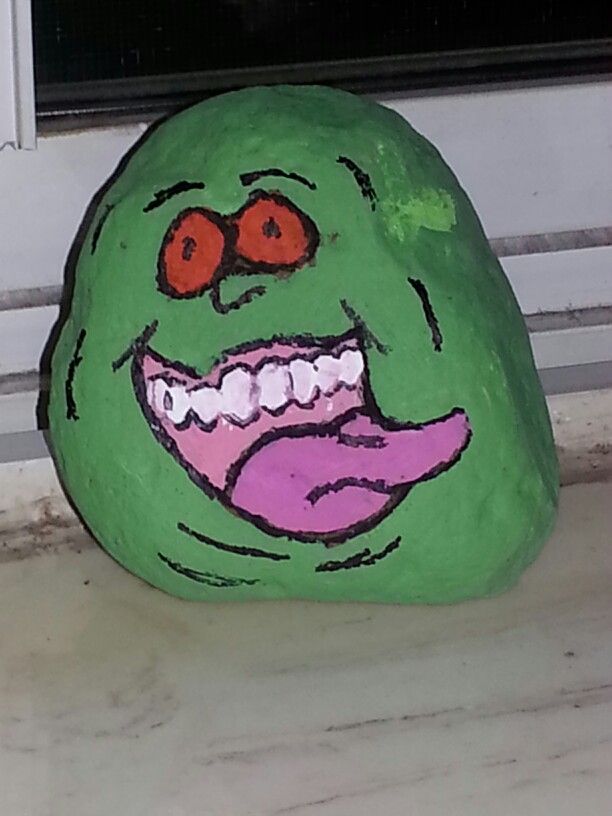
[{"left": 48, "top": 85, "right": 558, "bottom": 602}]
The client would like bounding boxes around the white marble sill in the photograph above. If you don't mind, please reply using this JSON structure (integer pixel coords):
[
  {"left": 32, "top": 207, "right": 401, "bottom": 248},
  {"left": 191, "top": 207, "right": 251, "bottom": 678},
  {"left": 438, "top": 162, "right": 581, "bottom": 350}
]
[{"left": 0, "top": 469, "right": 611, "bottom": 815}]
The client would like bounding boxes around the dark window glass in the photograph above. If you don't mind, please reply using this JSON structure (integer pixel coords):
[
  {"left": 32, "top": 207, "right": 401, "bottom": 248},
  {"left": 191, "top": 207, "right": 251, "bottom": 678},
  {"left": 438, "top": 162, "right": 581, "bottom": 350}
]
[{"left": 33, "top": 1, "right": 612, "bottom": 119}]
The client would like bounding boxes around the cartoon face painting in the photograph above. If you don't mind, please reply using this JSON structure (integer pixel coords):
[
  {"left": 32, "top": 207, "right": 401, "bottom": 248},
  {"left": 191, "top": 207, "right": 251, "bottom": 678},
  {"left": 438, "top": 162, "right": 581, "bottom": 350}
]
[{"left": 48, "top": 86, "right": 558, "bottom": 602}]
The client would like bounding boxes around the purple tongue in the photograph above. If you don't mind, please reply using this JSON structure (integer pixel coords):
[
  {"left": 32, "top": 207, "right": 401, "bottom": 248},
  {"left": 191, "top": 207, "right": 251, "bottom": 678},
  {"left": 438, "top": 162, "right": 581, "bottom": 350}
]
[{"left": 229, "top": 410, "right": 470, "bottom": 537}]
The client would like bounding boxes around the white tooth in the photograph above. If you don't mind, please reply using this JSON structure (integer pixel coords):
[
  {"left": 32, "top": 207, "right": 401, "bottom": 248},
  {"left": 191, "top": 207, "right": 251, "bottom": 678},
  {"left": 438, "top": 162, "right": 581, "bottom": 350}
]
[
  {"left": 165, "top": 385, "right": 190, "bottom": 424},
  {"left": 288, "top": 358, "right": 318, "bottom": 405},
  {"left": 190, "top": 386, "right": 220, "bottom": 425},
  {"left": 146, "top": 379, "right": 154, "bottom": 405},
  {"left": 339, "top": 348, "right": 364, "bottom": 386},
  {"left": 219, "top": 367, "right": 257, "bottom": 424},
  {"left": 312, "top": 354, "right": 342, "bottom": 395},
  {"left": 153, "top": 380, "right": 169, "bottom": 413},
  {"left": 152, "top": 380, "right": 189, "bottom": 423},
  {"left": 258, "top": 363, "right": 291, "bottom": 412}
]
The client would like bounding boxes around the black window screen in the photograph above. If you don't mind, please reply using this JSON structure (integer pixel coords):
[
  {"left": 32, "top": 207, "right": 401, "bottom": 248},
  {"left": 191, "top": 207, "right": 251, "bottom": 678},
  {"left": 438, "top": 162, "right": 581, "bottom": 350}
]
[{"left": 33, "top": 1, "right": 612, "bottom": 122}]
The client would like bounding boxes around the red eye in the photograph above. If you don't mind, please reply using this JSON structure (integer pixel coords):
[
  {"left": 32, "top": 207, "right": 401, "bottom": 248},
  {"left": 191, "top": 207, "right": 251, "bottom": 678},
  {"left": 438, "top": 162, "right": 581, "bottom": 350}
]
[
  {"left": 158, "top": 209, "right": 226, "bottom": 297},
  {"left": 235, "top": 192, "right": 318, "bottom": 269}
]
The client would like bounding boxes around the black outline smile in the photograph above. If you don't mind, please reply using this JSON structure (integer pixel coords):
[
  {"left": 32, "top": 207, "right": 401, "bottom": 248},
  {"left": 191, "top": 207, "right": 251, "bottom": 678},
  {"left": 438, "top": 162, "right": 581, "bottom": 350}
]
[{"left": 123, "top": 321, "right": 472, "bottom": 546}]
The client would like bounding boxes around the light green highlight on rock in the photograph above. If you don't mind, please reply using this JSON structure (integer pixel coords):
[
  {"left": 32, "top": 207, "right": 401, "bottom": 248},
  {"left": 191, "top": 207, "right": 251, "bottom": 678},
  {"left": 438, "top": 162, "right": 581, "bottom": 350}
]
[{"left": 382, "top": 187, "right": 456, "bottom": 242}]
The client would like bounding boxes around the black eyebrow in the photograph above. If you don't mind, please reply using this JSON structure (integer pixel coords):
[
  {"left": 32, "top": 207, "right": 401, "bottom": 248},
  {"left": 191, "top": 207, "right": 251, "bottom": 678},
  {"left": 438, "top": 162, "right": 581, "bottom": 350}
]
[
  {"left": 65, "top": 328, "right": 86, "bottom": 420},
  {"left": 337, "top": 156, "right": 377, "bottom": 211},
  {"left": 143, "top": 180, "right": 206, "bottom": 213},
  {"left": 240, "top": 168, "right": 317, "bottom": 191}
]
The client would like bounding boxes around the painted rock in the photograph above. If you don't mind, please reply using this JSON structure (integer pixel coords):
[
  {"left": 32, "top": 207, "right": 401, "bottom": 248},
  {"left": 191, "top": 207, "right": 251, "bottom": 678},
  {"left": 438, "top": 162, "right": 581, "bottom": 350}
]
[{"left": 48, "top": 85, "right": 558, "bottom": 602}]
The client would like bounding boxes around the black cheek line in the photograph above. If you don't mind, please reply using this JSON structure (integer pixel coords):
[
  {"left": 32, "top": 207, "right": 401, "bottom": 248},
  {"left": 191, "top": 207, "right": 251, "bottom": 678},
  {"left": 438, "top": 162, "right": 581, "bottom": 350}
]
[
  {"left": 339, "top": 299, "right": 389, "bottom": 355},
  {"left": 315, "top": 536, "right": 401, "bottom": 572},
  {"left": 407, "top": 277, "right": 443, "bottom": 352},
  {"left": 65, "top": 329, "right": 87, "bottom": 421},
  {"left": 177, "top": 521, "right": 291, "bottom": 562},
  {"left": 158, "top": 552, "right": 260, "bottom": 587},
  {"left": 111, "top": 320, "right": 159, "bottom": 372}
]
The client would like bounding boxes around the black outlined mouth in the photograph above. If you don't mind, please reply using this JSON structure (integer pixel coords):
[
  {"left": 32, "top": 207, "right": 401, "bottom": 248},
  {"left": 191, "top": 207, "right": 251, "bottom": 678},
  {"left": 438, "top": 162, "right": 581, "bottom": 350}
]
[{"left": 128, "top": 327, "right": 471, "bottom": 545}]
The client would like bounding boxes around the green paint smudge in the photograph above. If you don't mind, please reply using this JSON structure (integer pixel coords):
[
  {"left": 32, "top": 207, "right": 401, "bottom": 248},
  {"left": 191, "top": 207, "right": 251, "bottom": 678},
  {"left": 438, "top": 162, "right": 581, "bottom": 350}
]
[{"left": 382, "top": 188, "right": 456, "bottom": 242}]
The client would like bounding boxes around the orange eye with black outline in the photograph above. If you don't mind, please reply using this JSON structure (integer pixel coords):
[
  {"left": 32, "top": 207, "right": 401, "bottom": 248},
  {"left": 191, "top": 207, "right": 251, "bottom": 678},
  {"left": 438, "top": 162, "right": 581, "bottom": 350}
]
[
  {"left": 234, "top": 191, "right": 319, "bottom": 270},
  {"left": 157, "top": 208, "right": 227, "bottom": 298}
]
